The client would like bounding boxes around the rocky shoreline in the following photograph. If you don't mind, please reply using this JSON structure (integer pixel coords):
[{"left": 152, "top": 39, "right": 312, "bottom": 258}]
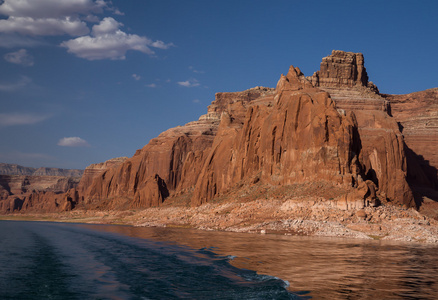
[{"left": 3, "top": 197, "right": 438, "bottom": 244}]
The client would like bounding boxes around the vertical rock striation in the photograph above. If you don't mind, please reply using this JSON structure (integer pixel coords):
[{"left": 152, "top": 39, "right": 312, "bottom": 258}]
[{"left": 192, "top": 63, "right": 414, "bottom": 207}]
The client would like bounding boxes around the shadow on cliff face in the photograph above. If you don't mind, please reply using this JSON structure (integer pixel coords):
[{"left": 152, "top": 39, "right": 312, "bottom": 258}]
[
  {"left": 404, "top": 144, "right": 438, "bottom": 208},
  {"left": 158, "top": 175, "right": 170, "bottom": 199},
  {"left": 0, "top": 176, "right": 12, "bottom": 194}
]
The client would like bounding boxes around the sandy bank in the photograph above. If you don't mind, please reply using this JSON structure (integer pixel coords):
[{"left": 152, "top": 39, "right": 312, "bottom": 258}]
[{"left": 2, "top": 197, "right": 437, "bottom": 244}]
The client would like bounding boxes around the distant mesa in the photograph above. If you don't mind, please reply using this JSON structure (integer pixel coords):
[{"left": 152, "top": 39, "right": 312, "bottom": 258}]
[
  {"left": 0, "top": 163, "right": 84, "bottom": 213},
  {"left": 1, "top": 50, "right": 437, "bottom": 218}
]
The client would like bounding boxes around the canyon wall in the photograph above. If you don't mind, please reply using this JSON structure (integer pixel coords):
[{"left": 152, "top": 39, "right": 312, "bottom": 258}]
[{"left": 2, "top": 50, "right": 436, "bottom": 214}]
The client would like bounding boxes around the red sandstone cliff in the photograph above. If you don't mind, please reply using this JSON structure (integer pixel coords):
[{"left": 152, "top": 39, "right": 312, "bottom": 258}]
[
  {"left": 71, "top": 52, "right": 417, "bottom": 210},
  {"left": 2, "top": 50, "right": 436, "bottom": 214},
  {"left": 192, "top": 64, "right": 414, "bottom": 207}
]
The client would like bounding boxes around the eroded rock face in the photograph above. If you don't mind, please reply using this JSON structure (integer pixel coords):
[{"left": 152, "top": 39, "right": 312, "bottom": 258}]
[
  {"left": 192, "top": 72, "right": 356, "bottom": 204},
  {"left": 192, "top": 65, "right": 414, "bottom": 207},
  {"left": 76, "top": 157, "right": 128, "bottom": 196},
  {"left": 20, "top": 191, "right": 64, "bottom": 213},
  {"left": 3, "top": 50, "right": 434, "bottom": 214},
  {"left": 0, "top": 197, "right": 23, "bottom": 213},
  {"left": 353, "top": 110, "right": 413, "bottom": 205},
  {"left": 71, "top": 88, "right": 276, "bottom": 210}
]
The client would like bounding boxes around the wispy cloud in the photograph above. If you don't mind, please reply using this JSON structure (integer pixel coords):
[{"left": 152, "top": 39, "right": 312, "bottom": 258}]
[
  {"left": 0, "top": 112, "right": 50, "bottom": 126},
  {"left": 177, "top": 78, "right": 200, "bottom": 87},
  {"left": 132, "top": 74, "right": 141, "bottom": 81},
  {"left": 192, "top": 99, "right": 201, "bottom": 104},
  {"left": 146, "top": 83, "right": 157, "bottom": 88},
  {"left": 0, "top": 33, "right": 44, "bottom": 48},
  {"left": 4, "top": 49, "right": 34, "bottom": 66},
  {"left": 0, "top": 76, "right": 32, "bottom": 91},
  {"left": 189, "top": 66, "right": 204, "bottom": 74},
  {"left": 151, "top": 40, "right": 174, "bottom": 49},
  {"left": 57, "top": 137, "right": 90, "bottom": 147}
]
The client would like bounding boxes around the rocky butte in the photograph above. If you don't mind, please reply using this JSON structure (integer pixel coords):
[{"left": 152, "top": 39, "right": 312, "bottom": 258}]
[{"left": 1, "top": 50, "right": 437, "bottom": 223}]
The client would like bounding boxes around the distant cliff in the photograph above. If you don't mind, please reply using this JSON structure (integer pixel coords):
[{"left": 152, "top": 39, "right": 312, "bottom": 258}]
[
  {"left": 0, "top": 163, "right": 83, "bottom": 177},
  {"left": 2, "top": 50, "right": 436, "bottom": 215},
  {"left": 0, "top": 163, "right": 84, "bottom": 212}
]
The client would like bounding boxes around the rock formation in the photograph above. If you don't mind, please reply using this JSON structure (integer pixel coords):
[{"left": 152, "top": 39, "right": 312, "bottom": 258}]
[
  {"left": 2, "top": 50, "right": 436, "bottom": 215},
  {"left": 0, "top": 164, "right": 84, "bottom": 213}
]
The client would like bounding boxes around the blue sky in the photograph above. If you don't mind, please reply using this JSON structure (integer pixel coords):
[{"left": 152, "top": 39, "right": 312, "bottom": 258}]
[{"left": 0, "top": 0, "right": 437, "bottom": 169}]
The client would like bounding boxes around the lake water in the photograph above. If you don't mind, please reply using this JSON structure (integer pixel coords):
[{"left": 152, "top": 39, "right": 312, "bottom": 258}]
[{"left": 0, "top": 221, "right": 437, "bottom": 299}]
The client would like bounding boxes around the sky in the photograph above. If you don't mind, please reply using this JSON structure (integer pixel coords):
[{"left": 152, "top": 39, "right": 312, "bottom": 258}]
[{"left": 0, "top": 0, "right": 437, "bottom": 170}]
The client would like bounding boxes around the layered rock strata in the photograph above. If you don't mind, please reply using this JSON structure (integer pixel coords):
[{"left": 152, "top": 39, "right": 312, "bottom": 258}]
[
  {"left": 307, "top": 50, "right": 388, "bottom": 112},
  {"left": 308, "top": 50, "right": 436, "bottom": 203},
  {"left": 383, "top": 89, "right": 438, "bottom": 189},
  {"left": 0, "top": 175, "right": 80, "bottom": 195}
]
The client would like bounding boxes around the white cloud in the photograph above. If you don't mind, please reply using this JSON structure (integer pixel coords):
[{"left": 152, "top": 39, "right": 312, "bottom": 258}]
[
  {"left": 4, "top": 49, "right": 34, "bottom": 66},
  {"left": 0, "top": 16, "right": 89, "bottom": 36},
  {"left": 0, "top": 0, "right": 116, "bottom": 38},
  {"left": 0, "top": 0, "right": 106, "bottom": 19},
  {"left": 178, "top": 79, "right": 200, "bottom": 87},
  {"left": 0, "top": 76, "right": 32, "bottom": 91},
  {"left": 91, "top": 16, "right": 118, "bottom": 35},
  {"left": 0, "top": 112, "right": 49, "bottom": 126},
  {"left": 0, "top": 1, "right": 171, "bottom": 60},
  {"left": 132, "top": 74, "right": 141, "bottom": 81},
  {"left": 193, "top": 99, "right": 201, "bottom": 104},
  {"left": 60, "top": 17, "right": 173, "bottom": 60},
  {"left": 57, "top": 137, "right": 90, "bottom": 147},
  {"left": 146, "top": 83, "right": 157, "bottom": 88}
]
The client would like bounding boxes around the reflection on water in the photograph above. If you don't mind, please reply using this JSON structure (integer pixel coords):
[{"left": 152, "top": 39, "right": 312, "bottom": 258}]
[
  {"left": 0, "top": 221, "right": 295, "bottom": 299},
  {"left": 81, "top": 224, "right": 438, "bottom": 299}
]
